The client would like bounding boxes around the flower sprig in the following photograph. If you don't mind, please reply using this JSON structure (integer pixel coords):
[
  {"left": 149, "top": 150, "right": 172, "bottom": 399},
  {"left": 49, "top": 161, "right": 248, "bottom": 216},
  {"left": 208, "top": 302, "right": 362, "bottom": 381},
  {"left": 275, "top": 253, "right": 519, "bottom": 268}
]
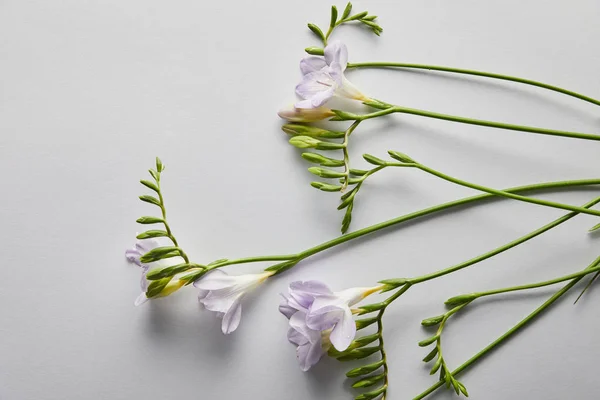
[{"left": 306, "top": 2, "right": 381, "bottom": 50}]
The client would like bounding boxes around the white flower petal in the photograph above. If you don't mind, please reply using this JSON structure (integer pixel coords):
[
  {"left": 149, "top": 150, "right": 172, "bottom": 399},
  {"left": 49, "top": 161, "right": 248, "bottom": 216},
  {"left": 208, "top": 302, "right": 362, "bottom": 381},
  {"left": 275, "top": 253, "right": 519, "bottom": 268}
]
[
  {"left": 221, "top": 295, "right": 243, "bottom": 334},
  {"left": 297, "top": 341, "right": 324, "bottom": 372},
  {"left": 329, "top": 307, "right": 356, "bottom": 351},
  {"left": 288, "top": 327, "right": 309, "bottom": 346},
  {"left": 199, "top": 288, "right": 240, "bottom": 313},
  {"left": 134, "top": 292, "right": 149, "bottom": 307},
  {"left": 324, "top": 40, "right": 348, "bottom": 69},
  {"left": 295, "top": 71, "right": 336, "bottom": 100},
  {"left": 300, "top": 56, "right": 327, "bottom": 75}
]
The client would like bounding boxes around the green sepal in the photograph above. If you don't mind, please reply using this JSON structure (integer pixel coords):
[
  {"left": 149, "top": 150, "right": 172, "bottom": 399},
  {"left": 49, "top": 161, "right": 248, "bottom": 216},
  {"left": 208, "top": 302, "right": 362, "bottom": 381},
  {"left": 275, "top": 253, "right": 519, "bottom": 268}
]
[
  {"left": 363, "top": 99, "right": 392, "bottom": 109},
  {"left": 422, "top": 347, "right": 438, "bottom": 363},
  {"left": 148, "top": 169, "right": 159, "bottom": 181},
  {"left": 456, "top": 381, "right": 469, "bottom": 397},
  {"left": 146, "top": 263, "right": 194, "bottom": 280},
  {"left": 357, "top": 302, "right": 386, "bottom": 315},
  {"left": 139, "top": 195, "right": 161, "bottom": 206},
  {"left": 305, "top": 47, "right": 325, "bottom": 56},
  {"left": 362, "top": 15, "right": 377, "bottom": 21},
  {"left": 421, "top": 315, "right": 444, "bottom": 327},
  {"left": 335, "top": 345, "right": 380, "bottom": 361},
  {"left": 307, "top": 23, "right": 325, "bottom": 41},
  {"left": 352, "top": 373, "right": 385, "bottom": 389},
  {"left": 330, "top": 110, "right": 359, "bottom": 121},
  {"left": 140, "top": 180, "right": 159, "bottom": 193},
  {"left": 140, "top": 246, "right": 181, "bottom": 263},
  {"left": 349, "top": 168, "right": 368, "bottom": 176},
  {"left": 445, "top": 293, "right": 477, "bottom": 307},
  {"left": 355, "top": 316, "right": 378, "bottom": 330},
  {"left": 589, "top": 222, "right": 600, "bottom": 232},
  {"left": 347, "top": 11, "right": 368, "bottom": 21},
  {"left": 302, "top": 152, "right": 345, "bottom": 167},
  {"left": 308, "top": 167, "right": 346, "bottom": 179},
  {"left": 363, "top": 154, "right": 387, "bottom": 166},
  {"left": 352, "top": 333, "right": 381, "bottom": 348},
  {"left": 207, "top": 258, "right": 228, "bottom": 266},
  {"left": 355, "top": 385, "right": 387, "bottom": 400},
  {"left": 316, "top": 141, "right": 345, "bottom": 151},
  {"left": 418, "top": 334, "right": 440, "bottom": 347},
  {"left": 264, "top": 260, "right": 298, "bottom": 274},
  {"left": 378, "top": 278, "right": 407, "bottom": 293},
  {"left": 430, "top": 356, "right": 443, "bottom": 375},
  {"left": 338, "top": 191, "right": 356, "bottom": 210},
  {"left": 136, "top": 216, "right": 165, "bottom": 225},
  {"left": 179, "top": 269, "right": 206, "bottom": 285},
  {"left": 346, "top": 359, "right": 385, "bottom": 378},
  {"left": 136, "top": 230, "right": 168, "bottom": 239},
  {"left": 282, "top": 124, "right": 345, "bottom": 139},
  {"left": 387, "top": 150, "right": 415, "bottom": 164},
  {"left": 146, "top": 277, "right": 171, "bottom": 298},
  {"left": 341, "top": 186, "right": 358, "bottom": 200},
  {"left": 311, "top": 182, "right": 342, "bottom": 192},
  {"left": 155, "top": 157, "right": 164, "bottom": 172},
  {"left": 341, "top": 2, "right": 352, "bottom": 20}
]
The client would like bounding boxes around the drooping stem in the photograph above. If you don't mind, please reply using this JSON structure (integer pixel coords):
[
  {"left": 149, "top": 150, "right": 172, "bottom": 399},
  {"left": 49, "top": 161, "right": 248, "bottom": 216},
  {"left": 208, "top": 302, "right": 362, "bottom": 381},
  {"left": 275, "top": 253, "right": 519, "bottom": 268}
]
[
  {"left": 413, "top": 255, "right": 600, "bottom": 400},
  {"left": 347, "top": 62, "right": 600, "bottom": 107},
  {"left": 354, "top": 105, "right": 600, "bottom": 142}
]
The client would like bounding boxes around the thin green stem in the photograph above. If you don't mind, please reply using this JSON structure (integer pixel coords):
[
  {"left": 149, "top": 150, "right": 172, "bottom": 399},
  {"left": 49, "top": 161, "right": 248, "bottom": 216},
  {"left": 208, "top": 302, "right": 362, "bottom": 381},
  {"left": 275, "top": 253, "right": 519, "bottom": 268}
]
[
  {"left": 412, "top": 162, "right": 600, "bottom": 218},
  {"left": 413, "top": 255, "right": 600, "bottom": 400},
  {"left": 156, "top": 174, "right": 189, "bottom": 264},
  {"left": 356, "top": 105, "right": 600, "bottom": 142},
  {"left": 347, "top": 62, "right": 600, "bottom": 107},
  {"left": 407, "top": 196, "right": 600, "bottom": 285},
  {"left": 341, "top": 121, "right": 361, "bottom": 191}
]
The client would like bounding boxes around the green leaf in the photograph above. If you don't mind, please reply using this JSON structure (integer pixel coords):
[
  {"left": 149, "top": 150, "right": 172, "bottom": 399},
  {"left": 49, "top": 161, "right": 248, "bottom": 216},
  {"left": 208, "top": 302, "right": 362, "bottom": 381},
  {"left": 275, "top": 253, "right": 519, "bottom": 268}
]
[
  {"left": 355, "top": 385, "right": 386, "bottom": 400},
  {"left": 346, "top": 360, "right": 384, "bottom": 378},
  {"left": 155, "top": 157, "right": 164, "bottom": 172},
  {"left": 336, "top": 345, "right": 380, "bottom": 361},
  {"left": 311, "top": 182, "right": 342, "bottom": 192},
  {"left": 341, "top": 202, "right": 353, "bottom": 233},
  {"left": 341, "top": 2, "right": 352, "bottom": 20},
  {"left": 140, "top": 246, "right": 181, "bottom": 263},
  {"left": 136, "top": 230, "right": 168, "bottom": 239},
  {"left": 136, "top": 216, "right": 165, "bottom": 225},
  {"left": 307, "top": 23, "right": 325, "bottom": 41},
  {"left": 140, "top": 180, "right": 159, "bottom": 193},
  {"left": 418, "top": 335, "right": 439, "bottom": 347},
  {"left": 387, "top": 150, "right": 415, "bottom": 164},
  {"left": 362, "top": 154, "right": 387, "bottom": 166},
  {"left": 330, "top": 5, "right": 338, "bottom": 27},
  {"left": 352, "top": 373, "right": 385, "bottom": 388},
  {"left": 421, "top": 315, "right": 444, "bottom": 327},
  {"left": 139, "top": 195, "right": 161, "bottom": 206},
  {"left": 305, "top": 46, "right": 325, "bottom": 56},
  {"left": 146, "top": 277, "right": 171, "bottom": 298},
  {"left": 422, "top": 347, "right": 438, "bottom": 363},
  {"left": 355, "top": 316, "right": 378, "bottom": 330}
]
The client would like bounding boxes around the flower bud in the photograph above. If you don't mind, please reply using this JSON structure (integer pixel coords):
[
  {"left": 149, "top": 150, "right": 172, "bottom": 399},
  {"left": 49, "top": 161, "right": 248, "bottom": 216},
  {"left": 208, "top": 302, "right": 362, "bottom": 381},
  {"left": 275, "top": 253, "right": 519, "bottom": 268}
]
[{"left": 278, "top": 105, "right": 335, "bottom": 122}]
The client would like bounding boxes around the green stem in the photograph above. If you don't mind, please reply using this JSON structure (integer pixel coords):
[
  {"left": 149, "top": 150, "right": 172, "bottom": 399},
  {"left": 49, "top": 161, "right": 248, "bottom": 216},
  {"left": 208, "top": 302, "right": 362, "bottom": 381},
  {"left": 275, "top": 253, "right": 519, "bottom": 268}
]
[
  {"left": 407, "top": 196, "right": 600, "bottom": 285},
  {"left": 413, "top": 255, "right": 600, "bottom": 400},
  {"left": 341, "top": 121, "right": 361, "bottom": 190},
  {"left": 469, "top": 264, "right": 600, "bottom": 299},
  {"left": 347, "top": 62, "right": 600, "bottom": 107},
  {"left": 411, "top": 162, "right": 600, "bottom": 218},
  {"left": 156, "top": 174, "right": 189, "bottom": 264},
  {"left": 356, "top": 105, "right": 600, "bottom": 142}
]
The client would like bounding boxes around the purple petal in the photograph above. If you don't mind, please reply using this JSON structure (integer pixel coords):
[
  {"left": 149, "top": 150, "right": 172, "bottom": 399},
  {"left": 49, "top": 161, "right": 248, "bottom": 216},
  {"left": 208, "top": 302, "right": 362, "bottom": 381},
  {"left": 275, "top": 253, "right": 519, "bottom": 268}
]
[
  {"left": 295, "top": 71, "right": 336, "bottom": 101},
  {"left": 289, "top": 280, "right": 333, "bottom": 309},
  {"left": 300, "top": 56, "right": 327, "bottom": 75},
  {"left": 279, "top": 294, "right": 297, "bottom": 319},
  {"left": 297, "top": 342, "right": 324, "bottom": 371},
  {"left": 324, "top": 40, "right": 348, "bottom": 70},
  {"left": 288, "top": 327, "right": 309, "bottom": 346},
  {"left": 221, "top": 296, "right": 243, "bottom": 334},
  {"left": 306, "top": 308, "right": 343, "bottom": 331},
  {"left": 125, "top": 248, "right": 143, "bottom": 267},
  {"left": 329, "top": 307, "right": 356, "bottom": 351}
]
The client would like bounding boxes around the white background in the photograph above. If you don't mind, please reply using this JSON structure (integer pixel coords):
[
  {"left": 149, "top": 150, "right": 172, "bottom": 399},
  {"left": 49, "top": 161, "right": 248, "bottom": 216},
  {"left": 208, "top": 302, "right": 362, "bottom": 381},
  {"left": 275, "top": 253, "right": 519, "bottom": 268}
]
[{"left": 1, "top": 1, "right": 600, "bottom": 399}]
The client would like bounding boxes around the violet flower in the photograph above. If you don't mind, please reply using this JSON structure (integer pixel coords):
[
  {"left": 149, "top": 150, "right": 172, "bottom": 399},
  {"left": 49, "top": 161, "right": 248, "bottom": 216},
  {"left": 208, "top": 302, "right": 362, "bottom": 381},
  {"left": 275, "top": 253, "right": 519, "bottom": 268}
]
[{"left": 295, "top": 40, "right": 368, "bottom": 109}]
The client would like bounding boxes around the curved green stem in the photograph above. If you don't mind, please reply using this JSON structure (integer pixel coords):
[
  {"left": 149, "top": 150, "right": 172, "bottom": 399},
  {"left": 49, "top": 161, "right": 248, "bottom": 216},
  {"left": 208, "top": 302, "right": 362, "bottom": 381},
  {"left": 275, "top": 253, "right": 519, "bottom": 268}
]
[
  {"left": 347, "top": 62, "right": 600, "bottom": 107},
  {"left": 410, "top": 162, "right": 600, "bottom": 218},
  {"left": 407, "top": 195, "right": 600, "bottom": 285},
  {"left": 356, "top": 105, "right": 600, "bottom": 141},
  {"left": 413, "top": 255, "right": 600, "bottom": 400}
]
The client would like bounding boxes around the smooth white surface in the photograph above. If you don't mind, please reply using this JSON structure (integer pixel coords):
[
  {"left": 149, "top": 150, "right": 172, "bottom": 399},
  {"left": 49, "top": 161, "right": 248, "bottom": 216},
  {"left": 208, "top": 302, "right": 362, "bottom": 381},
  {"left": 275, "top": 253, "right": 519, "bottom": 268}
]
[{"left": 1, "top": 1, "right": 599, "bottom": 399}]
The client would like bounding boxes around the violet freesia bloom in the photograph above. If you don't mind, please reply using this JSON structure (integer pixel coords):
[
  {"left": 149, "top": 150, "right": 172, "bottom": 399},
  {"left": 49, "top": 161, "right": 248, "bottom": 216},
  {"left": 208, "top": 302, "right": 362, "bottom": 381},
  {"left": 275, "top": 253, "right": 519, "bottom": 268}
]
[
  {"left": 295, "top": 40, "right": 368, "bottom": 109},
  {"left": 194, "top": 270, "right": 273, "bottom": 335},
  {"left": 125, "top": 238, "right": 184, "bottom": 306},
  {"left": 280, "top": 280, "right": 382, "bottom": 370}
]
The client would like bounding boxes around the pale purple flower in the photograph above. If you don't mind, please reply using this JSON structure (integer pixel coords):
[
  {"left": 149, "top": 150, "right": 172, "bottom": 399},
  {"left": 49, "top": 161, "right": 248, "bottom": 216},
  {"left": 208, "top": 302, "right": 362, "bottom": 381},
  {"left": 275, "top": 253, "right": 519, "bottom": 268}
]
[
  {"left": 194, "top": 270, "right": 273, "bottom": 335},
  {"left": 277, "top": 105, "right": 335, "bottom": 122},
  {"left": 125, "top": 237, "right": 184, "bottom": 306},
  {"left": 280, "top": 280, "right": 382, "bottom": 370},
  {"left": 295, "top": 40, "right": 368, "bottom": 109}
]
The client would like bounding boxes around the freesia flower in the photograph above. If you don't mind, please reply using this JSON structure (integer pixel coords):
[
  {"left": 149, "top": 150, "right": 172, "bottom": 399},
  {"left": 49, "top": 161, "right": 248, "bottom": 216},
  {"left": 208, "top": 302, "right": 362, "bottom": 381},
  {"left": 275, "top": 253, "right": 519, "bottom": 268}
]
[
  {"left": 125, "top": 238, "right": 184, "bottom": 306},
  {"left": 295, "top": 40, "right": 368, "bottom": 109},
  {"left": 280, "top": 280, "right": 382, "bottom": 370},
  {"left": 194, "top": 270, "right": 273, "bottom": 334},
  {"left": 277, "top": 105, "right": 335, "bottom": 122}
]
